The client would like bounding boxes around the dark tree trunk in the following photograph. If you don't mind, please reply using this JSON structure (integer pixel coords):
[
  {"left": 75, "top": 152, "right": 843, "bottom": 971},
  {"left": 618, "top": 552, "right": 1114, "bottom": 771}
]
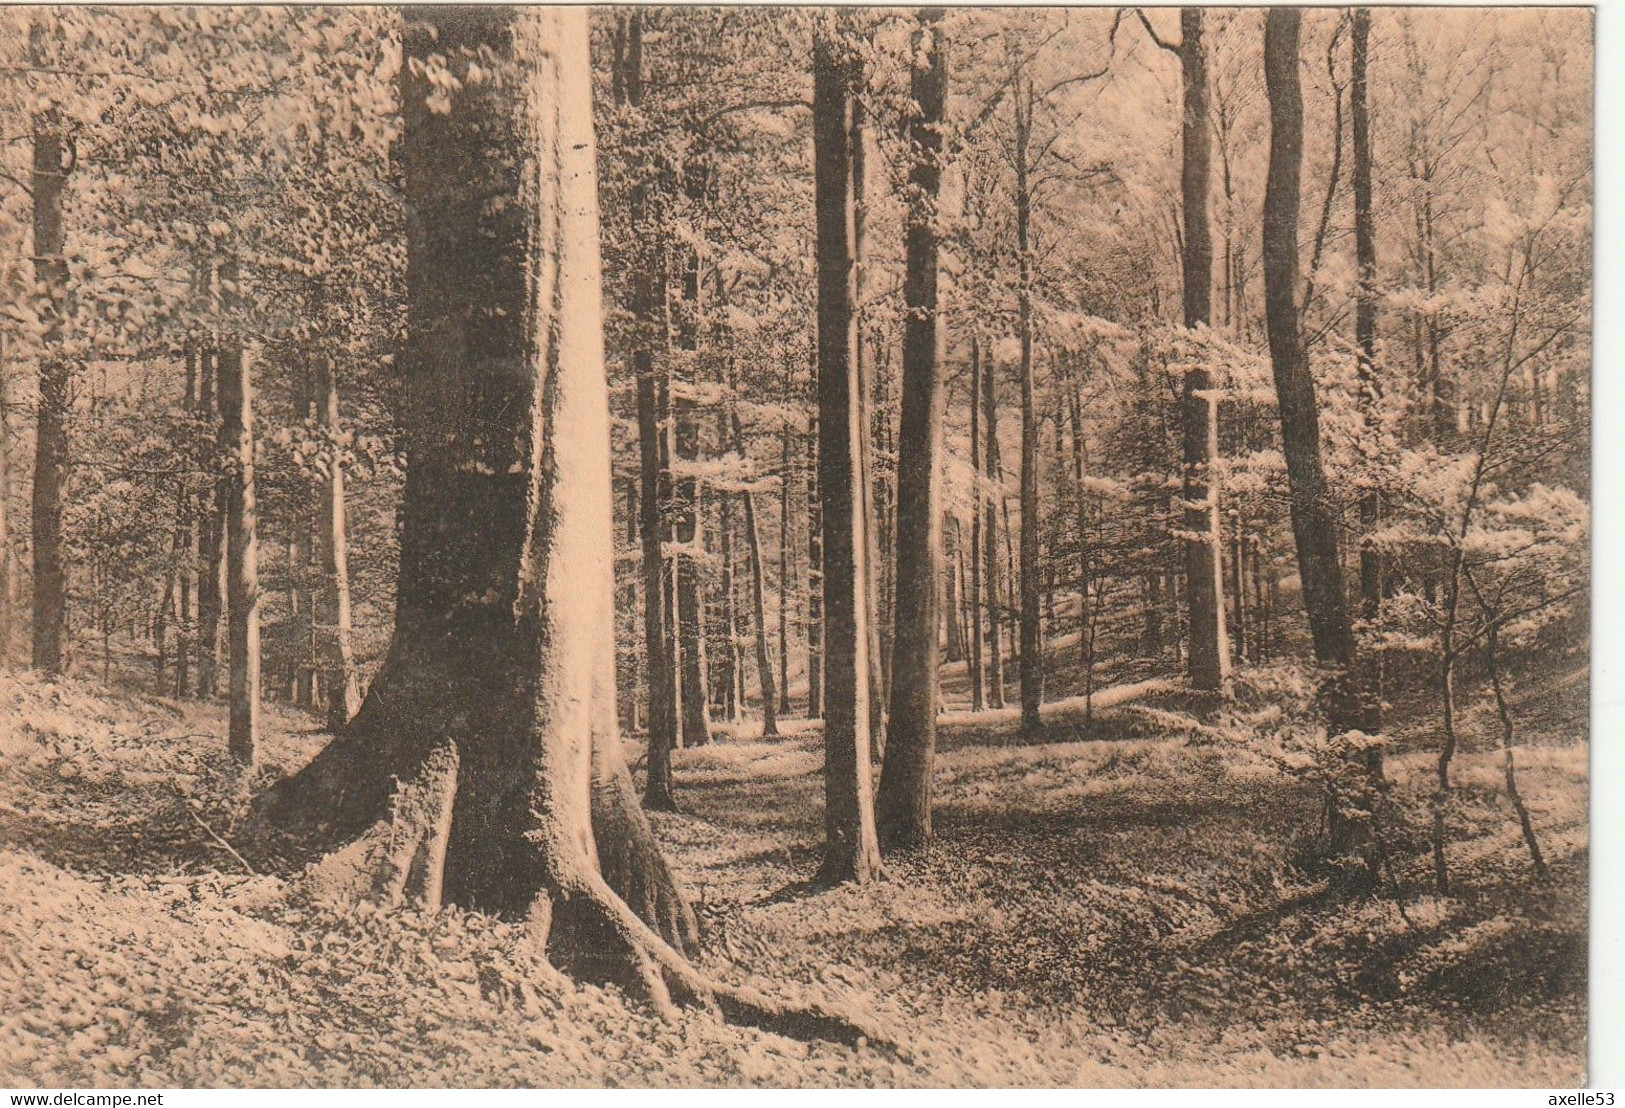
[
  {"left": 878, "top": 7, "right": 947, "bottom": 850},
  {"left": 1178, "top": 8, "right": 1230, "bottom": 692},
  {"left": 806, "top": 421, "right": 824, "bottom": 718},
  {"left": 29, "top": 106, "right": 71, "bottom": 677},
  {"left": 968, "top": 336, "right": 985, "bottom": 712},
  {"left": 0, "top": 337, "right": 15, "bottom": 664},
  {"left": 982, "top": 338, "right": 1005, "bottom": 709},
  {"left": 217, "top": 256, "right": 260, "bottom": 766},
  {"left": 1352, "top": 8, "right": 1383, "bottom": 628},
  {"left": 1265, "top": 8, "right": 1380, "bottom": 867},
  {"left": 778, "top": 421, "right": 793, "bottom": 717},
  {"left": 1015, "top": 79, "right": 1044, "bottom": 737},
  {"left": 943, "top": 514, "right": 963, "bottom": 664},
  {"left": 812, "top": 31, "right": 882, "bottom": 884}
]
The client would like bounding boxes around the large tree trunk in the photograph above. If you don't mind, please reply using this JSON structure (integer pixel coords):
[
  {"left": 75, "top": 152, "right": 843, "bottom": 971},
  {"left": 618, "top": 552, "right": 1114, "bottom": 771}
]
[
  {"left": 218, "top": 256, "right": 260, "bottom": 766},
  {"left": 812, "top": 30, "right": 882, "bottom": 885},
  {"left": 1178, "top": 8, "right": 1230, "bottom": 692},
  {"left": 1264, "top": 8, "right": 1379, "bottom": 867},
  {"left": 255, "top": 4, "right": 706, "bottom": 971},
  {"left": 313, "top": 355, "right": 361, "bottom": 730},
  {"left": 1014, "top": 79, "right": 1043, "bottom": 737},
  {"left": 29, "top": 105, "right": 71, "bottom": 677},
  {"left": 878, "top": 8, "right": 947, "bottom": 850}
]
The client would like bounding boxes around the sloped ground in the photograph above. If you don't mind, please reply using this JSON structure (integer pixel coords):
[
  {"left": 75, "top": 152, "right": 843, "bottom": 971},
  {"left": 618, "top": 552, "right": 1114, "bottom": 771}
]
[{"left": 0, "top": 665, "right": 1585, "bottom": 1087}]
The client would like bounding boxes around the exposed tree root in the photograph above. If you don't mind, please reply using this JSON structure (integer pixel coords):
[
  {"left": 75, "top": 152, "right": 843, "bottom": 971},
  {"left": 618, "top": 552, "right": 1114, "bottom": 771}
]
[{"left": 554, "top": 870, "right": 896, "bottom": 1054}]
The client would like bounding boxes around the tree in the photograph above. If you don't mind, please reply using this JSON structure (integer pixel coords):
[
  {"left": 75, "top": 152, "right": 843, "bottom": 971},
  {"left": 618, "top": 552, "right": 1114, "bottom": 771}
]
[
  {"left": 1352, "top": 8, "right": 1382, "bottom": 626},
  {"left": 812, "top": 26, "right": 882, "bottom": 885},
  {"left": 1013, "top": 72, "right": 1044, "bottom": 737},
  {"left": 878, "top": 7, "right": 948, "bottom": 850},
  {"left": 1140, "top": 7, "right": 1231, "bottom": 691},
  {"left": 217, "top": 255, "right": 260, "bottom": 764},
  {"left": 29, "top": 73, "right": 72, "bottom": 677},
  {"left": 1262, "top": 7, "right": 1378, "bottom": 869},
  {"left": 311, "top": 355, "right": 361, "bottom": 730}
]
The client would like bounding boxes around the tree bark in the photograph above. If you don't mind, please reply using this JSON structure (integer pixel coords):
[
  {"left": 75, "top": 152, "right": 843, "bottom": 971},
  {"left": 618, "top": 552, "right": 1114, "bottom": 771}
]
[
  {"left": 982, "top": 337, "right": 1005, "bottom": 709},
  {"left": 777, "top": 420, "right": 793, "bottom": 716},
  {"left": 1178, "top": 8, "right": 1230, "bottom": 692},
  {"left": 806, "top": 421, "right": 824, "bottom": 718},
  {"left": 878, "top": 8, "right": 947, "bottom": 850},
  {"left": 254, "top": 7, "right": 708, "bottom": 969},
  {"left": 851, "top": 92, "right": 889, "bottom": 755},
  {"left": 1014, "top": 79, "right": 1043, "bottom": 736},
  {"left": 943, "top": 514, "right": 963, "bottom": 664},
  {"left": 729, "top": 393, "right": 780, "bottom": 737},
  {"left": 0, "top": 337, "right": 13, "bottom": 664},
  {"left": 196, "top": 329, "right": 227, "bottom": 699},
  {"left": 29, "top": 103, "right": 71, "bottom": 677},
  {"left": 217, "top": 255, "right": 260, "bottom": 767},
  {"left": 1265, "top": 9, "right": 1380, "bottom": 868},
  {"left": 812, "top": 29, "right": 882, "bottom": 884},
  {"left": 313, "top": 355, "right": 361, "bottom": 730},
  {"left": 968, "top": 335, "right": 985, "bottom": 711}
]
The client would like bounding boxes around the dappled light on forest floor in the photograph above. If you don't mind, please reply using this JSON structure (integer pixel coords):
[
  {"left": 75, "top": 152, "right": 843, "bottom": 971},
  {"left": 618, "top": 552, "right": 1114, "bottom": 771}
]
[{"left": 0, "top": 666, "right": 1586, "bottom": 1086}]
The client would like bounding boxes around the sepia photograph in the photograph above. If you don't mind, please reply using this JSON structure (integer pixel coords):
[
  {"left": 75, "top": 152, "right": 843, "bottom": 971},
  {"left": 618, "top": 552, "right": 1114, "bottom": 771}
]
[{"left": 0, "top": 2, "right": 1597, "bottom": 1090}]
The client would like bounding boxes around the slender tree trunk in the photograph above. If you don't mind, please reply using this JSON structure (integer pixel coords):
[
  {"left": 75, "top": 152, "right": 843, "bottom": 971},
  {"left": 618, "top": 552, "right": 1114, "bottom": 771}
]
[
  {"left": 1015, "top": 79, "right": 1043, "bottom": 736},
  {"left": 1351, "top": 7, "right": 1386, "bottom": 736},
  {"left": 806, "top": 421, "right": 824, "bottom": 718},
  {"left": 778, "top": 420, "right": 793, "bottom": 717},
  {"left": 982, "top": 339, "right": 1004, "bottom": 709},
  {"left": 218, "top": 256, "right": 260, "bottom": 767},
  {"left": 313, "top": 355, "right": 361, "bottom": 729},
  {"left": 1265, "top": 8, "right": 1378, "bottom": 870},
  {"left": 29, "top": 105, "right": 71, "bottom": 677},
  {"left": 716, "top": 447, "right": 740, "bottom": 723},
  {"left": 196, "top": 334, "right": 227, "bottom": 699},
  {"left": 944, "top": 514, "right": 963, "bottom": 663},
  {"left": 851, "top": 93, "right": 889, "bottom": 755},
  {"left": 673, "top": 258, "right": 712, "bottom": 748},
  {"left": 1178, "top": 8, "right": 1230, "bottom": 692},
  {"left": 0, "top": 338, "right": 14, "bottom": 664},
  {"left": 729, "top": 393, "right": 780, "bottom": 738},
  {"left": 1264, "top": 8, "right": 1359, "bottom": 701},
  {"left": 812, "top": 30, "right": 881, "bottom": 884},
  {"left": 1068, "top": 382, "right": 1091, "bottom": 670},
  {"left": 968, "top": 336, "right": 985, "bottom": 712},
  {"left": 878, "top": 7, "right": 947, "bottom": 850}
]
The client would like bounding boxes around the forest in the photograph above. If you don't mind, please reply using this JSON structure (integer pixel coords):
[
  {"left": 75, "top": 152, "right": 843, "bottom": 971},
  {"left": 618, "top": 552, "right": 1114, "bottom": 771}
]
[{"left": 0, "top": 4, "right": 1592, "bottom": 1088}]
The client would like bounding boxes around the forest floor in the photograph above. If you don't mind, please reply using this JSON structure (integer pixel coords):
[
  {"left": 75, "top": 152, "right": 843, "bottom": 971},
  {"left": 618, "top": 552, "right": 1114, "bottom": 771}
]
[{"left": 0, "top": 654, "right": 1587, "bottom": 1087}]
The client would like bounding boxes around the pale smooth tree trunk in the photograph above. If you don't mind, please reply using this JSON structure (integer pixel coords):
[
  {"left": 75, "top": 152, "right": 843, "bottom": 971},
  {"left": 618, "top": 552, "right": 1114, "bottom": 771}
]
[
  {"left": 879, "top": 7, "right": 947, "bottom": 850},
  {"left": 313, "top": 355, "right": 361, "bottom": 729},
  {"left": 812, "top": 29, "right": 882, "bottom": 885},
  {"left": 218, "top": 256, "right": 260, "bottom": 766}
]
